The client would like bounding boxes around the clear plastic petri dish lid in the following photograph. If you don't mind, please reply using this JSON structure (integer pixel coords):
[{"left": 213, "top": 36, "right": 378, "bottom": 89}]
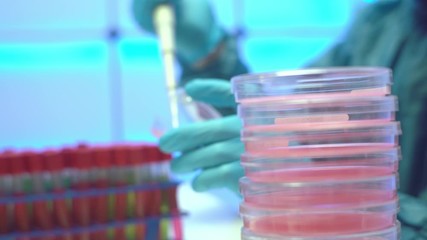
[
  {"left": 232, "top": 67, "right": 392, "bottom": 103},
  {"left": 241, "top": 222, "right": 400, "bottom": 240},
  {"left": 243, "top": 120, "right": 401, "bottom": 137},
  {"left": 241, "top": 148, "right": 401, "bottom": 183},
  {"left": 242, "top": 121, "right": 401, "bottom": 152},
  {"left": 240, "top": 200, "right": 399, "bottom": 237},
  {"left": 242, "top": 140, "right": 400, "bottom": 159},
  {"left": 238, "top": 96, "right": 397, "bottom": 126},
  {"left": 239, "top": 175, "right": 398, "bottom": 209}
]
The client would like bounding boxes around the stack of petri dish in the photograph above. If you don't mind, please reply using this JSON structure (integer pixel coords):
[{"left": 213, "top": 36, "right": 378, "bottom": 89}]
[{"left": 231, "top": 68, "right": 401, "bottom": 240}]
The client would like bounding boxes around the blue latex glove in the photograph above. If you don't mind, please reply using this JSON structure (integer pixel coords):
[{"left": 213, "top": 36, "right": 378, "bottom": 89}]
[
  {"left": 132, "top": 0, "right": 225, "bottom": 65},
  {"left": 398, "top": 193, "right": 427, "bottom": 239},
  {"left": 159, "top": 79, "right": 244, "bottom": 194}
]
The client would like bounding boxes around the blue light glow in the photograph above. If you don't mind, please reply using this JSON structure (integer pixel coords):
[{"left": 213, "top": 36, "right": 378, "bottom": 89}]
[
  {"left": 243, "top": 36, "right": 336, "bottom": 72},
  {"left": 0, "top": 42, "right": 108, "bottom": 70},
  {"left": 244, "top": 0, "right": 353, "bottom": 30},
  {"left": 0, "top": 0, "right": 357, "bottom": 149}
]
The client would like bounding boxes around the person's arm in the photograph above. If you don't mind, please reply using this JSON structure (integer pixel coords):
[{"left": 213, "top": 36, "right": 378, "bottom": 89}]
[
  {"left": 178, "top": 34, "right": 248, "bottom": 85},
  {"left": 132, "top": 0, "right": 248, "bottom": 86}
]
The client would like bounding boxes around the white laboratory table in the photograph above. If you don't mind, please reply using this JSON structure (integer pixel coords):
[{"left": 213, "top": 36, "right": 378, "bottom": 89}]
[{"left": 177, "top": 182, "right": 243, "bottom": 240}]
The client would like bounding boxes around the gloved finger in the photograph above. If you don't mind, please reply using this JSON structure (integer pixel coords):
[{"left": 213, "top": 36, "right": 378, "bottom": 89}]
[
  {"left": 398, "top": 192, "right": 427, "bottom": 228},
  {"left": 192, "top": 161, "right": 244, "bottom": 194},
  {"left": 159, "top": 115, "right": 241, "bottom": 153},
  {"left": 132, "top": 0, "right": 177, "bottom": 33},
  {"left": 171, "top": 138, "right": 243, "bottom": 173},
  {"left": 185, "top": 79, "right": 236, "bottom": 108}
]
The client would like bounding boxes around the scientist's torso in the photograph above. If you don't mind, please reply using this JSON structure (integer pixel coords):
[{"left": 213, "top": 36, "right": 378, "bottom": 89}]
[{"left": 311, "top": 0, "right": 427, "bottom": 198}]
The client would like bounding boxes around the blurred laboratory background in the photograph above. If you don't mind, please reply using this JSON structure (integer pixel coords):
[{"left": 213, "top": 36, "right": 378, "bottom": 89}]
[{"left": 0, "top": 0, "right": 374, "bottom": 239}]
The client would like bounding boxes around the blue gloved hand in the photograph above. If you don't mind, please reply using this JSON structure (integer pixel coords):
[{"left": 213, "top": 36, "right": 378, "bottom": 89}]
[
  {"left": 159, "top": 79, "right": 244, "bottom": 194},
  {"left": 132, "top": 0, "right": 225, "bottom": 65}
]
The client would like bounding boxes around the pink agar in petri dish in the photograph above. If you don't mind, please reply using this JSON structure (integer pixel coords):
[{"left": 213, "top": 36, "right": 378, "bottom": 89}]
[
  {"left": 243, "top": 210, "right": 396, "bottom": 236},
  {"left": 246, "top": 144, "right": 396, "bottom": 158},
  {"left": 240, "top": 174, "right": 397, "bottom": 209},
  {"left": 246, "top": 165, "right": 395, "bottom": 182}
]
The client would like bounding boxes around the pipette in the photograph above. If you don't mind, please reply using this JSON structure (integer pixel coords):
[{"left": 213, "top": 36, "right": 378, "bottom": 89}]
[{"left": 153, "top": 4, "right": 180, "bottom": 128}]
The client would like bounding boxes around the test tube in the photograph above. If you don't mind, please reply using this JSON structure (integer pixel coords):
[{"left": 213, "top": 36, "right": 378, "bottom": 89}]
[
  {"left": 167, "top": 185, "right": 182, "bottom": 240},
  {"left": 111, "top": 146, "right": 128, "bottom": 240},
  {"left": 0, "top": 153, "right": 11, "bottom": 234},
  {"left": 90, "top": 147, "right": 111, "bottom": 240},
  {"left": 48, "top": 150, "right": 72, "bottom": 240},
  {"left": 25, "top": 151, "right": 54, "bottom": 240},
  {"left": 9, "top": 152, "right": 32, "bottom": 235},
  {"left": 146, "top": 146, "right": 161, "bottom": 217},
  {"left": 128, "top": 145, "right": 148, "bottom": 239},
  {"left": 159, "top": 151, "right": 171, "bottom": 181},
  {"left": 71, "top": 146, "right": 91, "bottom": 240},
  {"left": 155, "top": 149, "right": 171, "bottom": 240}
]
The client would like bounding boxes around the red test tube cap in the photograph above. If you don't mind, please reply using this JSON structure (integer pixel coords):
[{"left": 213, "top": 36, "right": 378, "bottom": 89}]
[
  {"left": 146, "top": 145, "right": 159, "bottom": 164},
  {"left": 159, "top": 149, "right": 172, "bottom": 161},
  {"left": 74, "top": 147, "right": 92, "bottom": 170},
  {"left": 93, "top": 147, "right": 112, "bottom": 169},
  {"left": 152, "top": 145, "right": 171, "bottom": 162},
  {"left": 139, "top": 145, "right": 150, "bottom": 165},
  {"left": 128, "top": 145, "right": 144, "bottom": 166},
  {"left": 0, "top": 153, "right": 10, "bottom": 175},
  {"left": 61, "top": 147, "right": 75, "bottom": 169},
  {"left": 9, "top": 152, "right": 26, "bottom": 175},
  {"left": 25, "top": 151, "right": 44, "bottom": 173},
  {"left": 112, "top": 146, "right": 128, "bottom": 167},
  {"left": 124, "top": 145, "right": 134, "bottom": 166},
  {"left": 43, "top": 150, "right": 65, "bottom": 172}
]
